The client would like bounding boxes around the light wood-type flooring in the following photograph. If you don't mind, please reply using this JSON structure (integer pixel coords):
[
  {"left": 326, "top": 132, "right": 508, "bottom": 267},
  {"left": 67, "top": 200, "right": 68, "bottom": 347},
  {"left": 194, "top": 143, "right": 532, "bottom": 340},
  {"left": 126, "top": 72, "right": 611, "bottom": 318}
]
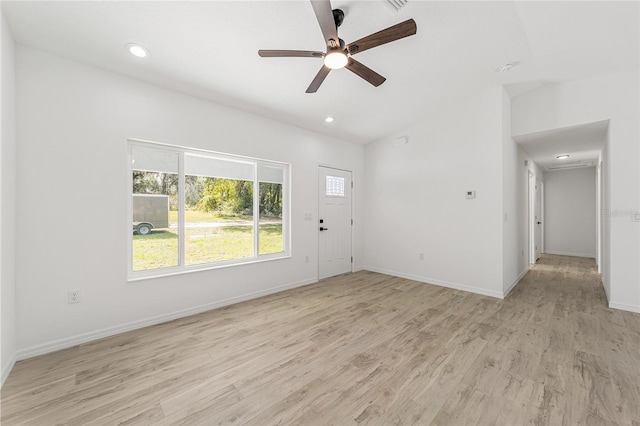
[{"left": 2, "top": 255, "right": 640, "bottom": 425}]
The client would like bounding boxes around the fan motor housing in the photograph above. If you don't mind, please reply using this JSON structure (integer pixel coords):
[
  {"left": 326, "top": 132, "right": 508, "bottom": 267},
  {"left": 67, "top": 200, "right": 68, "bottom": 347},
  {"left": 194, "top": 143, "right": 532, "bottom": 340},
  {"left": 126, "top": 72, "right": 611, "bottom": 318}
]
[{"left": 333, "top": 9, "right": 344, "bottom": 27}]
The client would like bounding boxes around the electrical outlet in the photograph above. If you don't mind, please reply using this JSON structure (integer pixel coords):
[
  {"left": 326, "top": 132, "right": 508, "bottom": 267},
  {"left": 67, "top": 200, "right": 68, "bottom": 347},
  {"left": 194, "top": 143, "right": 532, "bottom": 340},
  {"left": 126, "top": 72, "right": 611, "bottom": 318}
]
[
  {"left": 419, "top": 253, "right": 425, "bottom": 261},
  {"left": 68, "top": 290, "right": 81, "bottom": 304}
]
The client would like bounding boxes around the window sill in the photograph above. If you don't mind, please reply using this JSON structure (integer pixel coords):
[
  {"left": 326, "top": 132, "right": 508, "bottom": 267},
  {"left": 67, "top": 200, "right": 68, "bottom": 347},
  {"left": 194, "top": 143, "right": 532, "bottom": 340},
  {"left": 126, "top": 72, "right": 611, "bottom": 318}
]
[{"left": 127, "top": 253, "right": 292, "bottom": 282}]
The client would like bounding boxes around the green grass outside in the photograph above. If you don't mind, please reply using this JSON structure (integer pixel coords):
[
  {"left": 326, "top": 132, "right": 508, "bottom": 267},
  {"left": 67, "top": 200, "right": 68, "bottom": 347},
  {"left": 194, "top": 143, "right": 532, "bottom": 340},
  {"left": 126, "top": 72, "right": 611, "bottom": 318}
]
[
  {"left": 169, "top": 210, "right": 254, "bottom": 223},
  {"left": 132, "top": 224, "right": 283, "bottom": 271},
  {"left": 132, "top": 231, "right": 179, "bottom": 270}
]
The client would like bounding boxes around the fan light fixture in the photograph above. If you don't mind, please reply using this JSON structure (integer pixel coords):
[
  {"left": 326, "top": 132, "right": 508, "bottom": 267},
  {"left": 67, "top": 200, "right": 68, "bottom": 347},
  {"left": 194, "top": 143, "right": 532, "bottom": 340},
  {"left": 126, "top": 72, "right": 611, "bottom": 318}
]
[
  {"left": 257, "top": 1, "right": 417, "bottom": 93},
  {"left": 324, "top": 50, "right": 348, "bottom": 69},
  {"left": 325, "top": 116, "right": 335, "bottom": 123},
  {"left": 556, "top": 155, "right": 570, "bottom": 160},
  {"left": 126, "top": 43, "right": 149, "bottom": 58}
]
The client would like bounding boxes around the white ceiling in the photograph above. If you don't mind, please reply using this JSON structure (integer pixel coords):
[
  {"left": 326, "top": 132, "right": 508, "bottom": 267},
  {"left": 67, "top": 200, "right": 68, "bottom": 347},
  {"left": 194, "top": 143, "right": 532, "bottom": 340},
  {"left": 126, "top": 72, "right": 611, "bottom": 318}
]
[
  {"left": 2, "top": 1, "right": 638, "bottom": 144},
  {"left": 513, "top": 120, "right": 608, "bottom": 170}
]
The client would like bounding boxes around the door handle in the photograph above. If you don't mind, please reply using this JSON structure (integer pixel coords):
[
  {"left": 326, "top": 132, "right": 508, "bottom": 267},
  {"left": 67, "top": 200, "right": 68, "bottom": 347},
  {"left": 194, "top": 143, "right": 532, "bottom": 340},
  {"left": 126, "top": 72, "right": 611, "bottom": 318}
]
[
  {"left": 537, "top": 221, "right": 542, "bottom": 225},
  {"left": 320, "top": 227, "right": 328, "bottom": 231}
]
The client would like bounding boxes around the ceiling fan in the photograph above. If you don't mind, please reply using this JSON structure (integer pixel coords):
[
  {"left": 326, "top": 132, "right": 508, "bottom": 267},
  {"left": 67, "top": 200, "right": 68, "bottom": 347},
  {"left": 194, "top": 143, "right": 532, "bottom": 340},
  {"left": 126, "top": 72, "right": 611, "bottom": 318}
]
[{"left": 258, "top": 0, "right": 417, "bottom": 93}]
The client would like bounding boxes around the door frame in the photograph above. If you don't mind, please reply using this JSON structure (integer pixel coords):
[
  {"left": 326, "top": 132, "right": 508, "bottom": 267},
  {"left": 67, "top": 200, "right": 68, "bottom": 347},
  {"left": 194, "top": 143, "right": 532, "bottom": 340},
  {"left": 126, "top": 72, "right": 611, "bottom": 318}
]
[
  {"left": 528, "top": 172, "right": 544, "bottom": 263},
  {"left": 528, "top": 171, "right": 535, "bottom": 264},
  {"left": 539, "top": 180, "right": 544, "bottom": 258},
  {"left": 317, "top": 164, "right": 354, "bottom": 279},
  {"left": 596, "top": 160, "right": 603, "bottom": 273}
]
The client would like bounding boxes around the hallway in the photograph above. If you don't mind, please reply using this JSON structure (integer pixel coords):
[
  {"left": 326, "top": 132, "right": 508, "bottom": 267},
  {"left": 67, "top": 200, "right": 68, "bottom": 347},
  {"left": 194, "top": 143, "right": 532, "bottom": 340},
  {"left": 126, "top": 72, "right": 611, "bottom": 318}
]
[
  {"left": 513, "top": 254, "right": 606, "bottom": 311},
  {"left": 505, "top": 254, "right": 640, "bottom": 424}
]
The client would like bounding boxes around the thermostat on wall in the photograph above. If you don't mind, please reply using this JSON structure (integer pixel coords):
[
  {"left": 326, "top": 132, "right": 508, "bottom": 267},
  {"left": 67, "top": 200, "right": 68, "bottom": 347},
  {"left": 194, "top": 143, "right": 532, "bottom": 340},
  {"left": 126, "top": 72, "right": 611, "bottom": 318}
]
[{"left": 465, "top": 190, "right": 476, "bottom": 199}]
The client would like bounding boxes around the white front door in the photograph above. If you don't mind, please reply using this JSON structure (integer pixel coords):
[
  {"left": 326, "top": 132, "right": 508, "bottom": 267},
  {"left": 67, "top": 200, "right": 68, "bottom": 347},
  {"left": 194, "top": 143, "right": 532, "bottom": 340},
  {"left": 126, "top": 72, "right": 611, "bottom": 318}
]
[{"left": 318, "top": 166, "right": 352, "bottom": 279}]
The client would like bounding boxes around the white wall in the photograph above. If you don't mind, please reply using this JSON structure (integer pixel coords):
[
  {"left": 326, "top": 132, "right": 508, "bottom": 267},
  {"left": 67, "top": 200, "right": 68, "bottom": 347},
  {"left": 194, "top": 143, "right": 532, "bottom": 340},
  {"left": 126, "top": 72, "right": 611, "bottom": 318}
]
[
  {"left": 14, "top": 46, "right": 365, "bottom": 358},
  {"left": 544, "top": 167, "right": 596, "bottom": 258},
  {"left": 1, "top": 12, "right": 17, "bottom": 386},
  {"left": 363, "top": 86, "right": 505, "bottom": 298},
  {"left": 512, "top": 72, "right": 640, "bottom": 312}
]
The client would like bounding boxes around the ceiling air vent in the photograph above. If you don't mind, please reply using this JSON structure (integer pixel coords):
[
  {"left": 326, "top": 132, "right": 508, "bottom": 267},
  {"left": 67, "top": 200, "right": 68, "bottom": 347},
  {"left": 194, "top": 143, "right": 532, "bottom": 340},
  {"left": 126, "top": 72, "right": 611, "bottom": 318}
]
[
  {"left": 387, "top": 0, "right": 408, "bottom": 11},
  {"left": 546, "top": 162, "right": 594, "bottom": 171}
]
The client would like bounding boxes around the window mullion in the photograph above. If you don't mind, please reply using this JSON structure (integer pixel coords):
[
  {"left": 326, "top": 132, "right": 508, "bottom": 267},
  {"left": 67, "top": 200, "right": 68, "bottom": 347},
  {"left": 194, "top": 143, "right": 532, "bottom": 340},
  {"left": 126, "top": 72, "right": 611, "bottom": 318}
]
[
  {"left": 178, "top": 152, "right": 186, "bottom": 266},
  {"left": 284, "top": 168, "right": 290, "bottom": 254},
  {"left": 253, "top": 163, "right": 259, "bottom": 258}
]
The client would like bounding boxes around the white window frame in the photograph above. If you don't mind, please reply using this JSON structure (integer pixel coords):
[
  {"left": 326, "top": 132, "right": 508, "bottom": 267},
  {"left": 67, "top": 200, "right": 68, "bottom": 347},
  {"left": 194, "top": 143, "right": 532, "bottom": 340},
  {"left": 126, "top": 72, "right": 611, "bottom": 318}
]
[{"left": 127, "top": 139, "right": 291, "bottom": 281}]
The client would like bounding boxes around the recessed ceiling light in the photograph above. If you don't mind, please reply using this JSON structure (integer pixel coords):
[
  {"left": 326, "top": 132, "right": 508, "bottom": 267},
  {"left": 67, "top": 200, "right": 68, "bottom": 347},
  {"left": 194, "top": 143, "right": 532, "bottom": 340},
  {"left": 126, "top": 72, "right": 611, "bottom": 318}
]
[
  {"left": 325, "top": 116, "right": 335, "bottom": 123},
  {"left": 323, "top": 50, "right": 348, "bottom": 69},
  {"left": 496, "top": 62, "right": 515, "bottom": 73},
  {"left": 556, "top": 154, "right": 570, "bottom": 160},
  {"left": 126, "top": 43, "right": 149, "bottom": 58}
]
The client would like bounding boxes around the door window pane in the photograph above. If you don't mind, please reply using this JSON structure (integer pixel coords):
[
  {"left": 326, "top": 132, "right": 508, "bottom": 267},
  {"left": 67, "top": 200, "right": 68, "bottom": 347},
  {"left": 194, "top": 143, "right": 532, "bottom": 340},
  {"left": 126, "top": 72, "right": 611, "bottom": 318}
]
[{"left": 326, "top": 175, "right": 345, "bottom": 197}]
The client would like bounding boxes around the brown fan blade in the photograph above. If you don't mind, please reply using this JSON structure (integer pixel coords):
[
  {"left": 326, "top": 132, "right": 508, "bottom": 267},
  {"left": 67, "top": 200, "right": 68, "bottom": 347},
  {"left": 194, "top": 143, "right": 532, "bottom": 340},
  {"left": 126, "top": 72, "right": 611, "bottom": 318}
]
[
  {"left": 310, "top": 0, "right": 339, "bottom": 48},
  {"left": 259, "top": 50, "right": 324, "bottom": 58},
  {"left": 306, "top": 65, "right": 331, "bottom": 93},
  {"left": 347, "top": 19, "right": 417, "bottom": 56},
  {"left": 345, "top": 58, "right": 386, "bottom": 87}
]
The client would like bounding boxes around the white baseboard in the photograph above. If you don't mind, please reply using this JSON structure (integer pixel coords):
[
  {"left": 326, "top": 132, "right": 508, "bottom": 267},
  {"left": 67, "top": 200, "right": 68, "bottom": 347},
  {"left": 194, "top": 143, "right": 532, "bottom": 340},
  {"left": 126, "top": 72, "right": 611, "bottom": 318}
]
[
  {"left": 601, "top": 274, "right": 610, "bottom": 302},
  {"left": 362, "top": 266, "right": 504, "bottom": 299},
  {"left": 1, "top": 353, "right": 17, "bottom": 388},
  {"left": 16, "top": 277, "right": 318, "bottom": 361},
  {"left": 544, "top": 250, "right": 595, "bottom": 258},
  {"left": 609, "top": 301, "right": 640, "bottom": 314},
  {"left": 503, "top": 267, "right": 529, "bottom": 298}
]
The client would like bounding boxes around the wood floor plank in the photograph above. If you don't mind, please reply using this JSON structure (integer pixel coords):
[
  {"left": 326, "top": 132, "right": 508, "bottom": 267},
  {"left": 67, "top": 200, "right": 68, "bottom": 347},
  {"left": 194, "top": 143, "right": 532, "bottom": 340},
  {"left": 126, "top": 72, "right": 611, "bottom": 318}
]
[
  {"left": 525, "top": 361, "right": 574, "bottom": 425},
  {"left": 484, "top": 371, "right": 537, "bottom": 425},
  {"left": 430, "top": 383, "right": 488, "bottom": 425},
  {"left": 569, "top": 350, "right": 619, "bottom": 425},
  {"left": 2, "top": 254, "right": 639, "bottom": 425}
]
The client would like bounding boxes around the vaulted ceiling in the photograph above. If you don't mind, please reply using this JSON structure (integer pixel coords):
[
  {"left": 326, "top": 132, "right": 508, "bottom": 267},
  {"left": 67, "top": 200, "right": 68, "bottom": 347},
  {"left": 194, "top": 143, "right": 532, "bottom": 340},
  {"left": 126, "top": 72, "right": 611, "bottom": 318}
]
[{"left": 2, "top": 1, "right": 638, "bottom": 144}]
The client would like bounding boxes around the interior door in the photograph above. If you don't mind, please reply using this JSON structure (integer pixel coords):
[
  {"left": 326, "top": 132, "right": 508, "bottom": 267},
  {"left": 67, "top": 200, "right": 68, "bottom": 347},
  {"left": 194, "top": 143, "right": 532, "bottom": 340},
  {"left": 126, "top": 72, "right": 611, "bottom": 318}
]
[
  {"left": 318, "top": 166, "right": 352, "bottom": 279},
  {"left": 534, "top": 179, "right": 542, "bottom": 261}
]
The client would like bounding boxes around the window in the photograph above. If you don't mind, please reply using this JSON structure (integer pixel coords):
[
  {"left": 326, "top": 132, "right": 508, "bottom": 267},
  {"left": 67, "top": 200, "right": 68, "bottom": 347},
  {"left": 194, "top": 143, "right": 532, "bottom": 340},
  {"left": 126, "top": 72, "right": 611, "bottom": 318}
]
[
  {"left": 325, "top": 175, "right": 346, "bottom": 197},
  {"left": 129, "top": 141, "right": 289, "bottom": 279}
]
